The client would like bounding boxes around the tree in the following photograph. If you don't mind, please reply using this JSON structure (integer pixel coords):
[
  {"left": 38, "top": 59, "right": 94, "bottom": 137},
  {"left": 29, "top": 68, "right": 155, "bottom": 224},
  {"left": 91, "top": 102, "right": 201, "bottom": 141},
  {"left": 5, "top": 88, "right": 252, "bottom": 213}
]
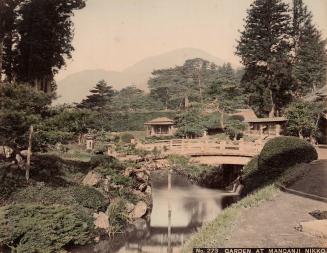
[
  {"left": 285, "top": 100, "right": 324, "bottom": 140},
  {"left": 0, "top": 0, "right": 21, "bottom": 82},
  {"left": 111, "top": 85, "right": 163, "bottom": 112},
  {"left": 206, "top": 63, "right": 246, "bottom": 127},
  {"left": 236, "top": 0, "right": 294, "bottom": 117},
  {"left": 9, "top": 0, "right": 85, "bottom": 92},
  {"left": 0, "top": 83, "right": 51, "bottom": 150},
  {"left": 148, "top": 58, "right": 217, "bottom": 110},
  {"left": 175, "top": 107, "right": 206, "bottom": 138},
  {"left": 78, "top": 80, "right": 115, "bottom": 110},
  {"left": 292, "top": 0, "right": 327, "bottom": 97},
  {"left": 225, "top": 119, "right": 246, "bottom": 140}
]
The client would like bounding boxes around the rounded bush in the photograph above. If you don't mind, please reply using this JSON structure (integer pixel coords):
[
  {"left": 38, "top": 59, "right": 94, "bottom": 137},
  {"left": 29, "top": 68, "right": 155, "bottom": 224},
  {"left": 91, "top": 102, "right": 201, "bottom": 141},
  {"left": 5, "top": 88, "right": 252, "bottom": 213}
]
[
  {"left": 241, "top": 137, "right": 317, "bottom": 195},
  {"left": 259, "top": 136, "right": 318, "bottom": 169}
]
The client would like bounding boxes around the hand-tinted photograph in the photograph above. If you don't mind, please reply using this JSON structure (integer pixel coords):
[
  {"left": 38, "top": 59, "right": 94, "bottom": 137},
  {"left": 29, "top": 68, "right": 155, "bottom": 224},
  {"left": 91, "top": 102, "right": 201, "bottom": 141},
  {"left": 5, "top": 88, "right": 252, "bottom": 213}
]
[{"left": 0, "top": 0, "right": 326, "bottom": 252}]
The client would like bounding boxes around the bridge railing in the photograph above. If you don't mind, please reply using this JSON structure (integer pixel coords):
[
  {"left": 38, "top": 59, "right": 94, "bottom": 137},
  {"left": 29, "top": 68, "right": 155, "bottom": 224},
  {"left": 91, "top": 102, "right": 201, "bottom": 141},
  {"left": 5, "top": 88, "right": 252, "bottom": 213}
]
[{"left": 138, "top": 138, "right": 263, "bottom": 156}]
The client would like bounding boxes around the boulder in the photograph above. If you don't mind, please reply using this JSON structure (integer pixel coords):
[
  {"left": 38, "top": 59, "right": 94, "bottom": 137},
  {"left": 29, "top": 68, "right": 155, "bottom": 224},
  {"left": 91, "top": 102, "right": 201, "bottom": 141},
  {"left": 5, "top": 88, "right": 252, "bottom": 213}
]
[
  {"left": 145, "top": 186, "right": 152, "bottom": 195},
  {"left": 93, "top": 212, "right": 110, "bottom": 230},
  {"left": 136, "top": 172, "right": 149, "bottom": 182},
  {"left": 20, "top": 150, "right": 29, "bottom": 157},
  {"left": 132, "top": 189, "right": 146, "bottom": 198},
  {"left": 0, "top": 146, "right": 14, "bottom": 158},
  {"left": 82, "top": 171, "right": 102, "bottom": 187},
  {"left": 15, "top": 154, "right": 23, "bottom": 164},
  {"left": 132, "top": 218, "right": 147, "bottom": 231},
  {"left": 130, "top": 201, "right": 147, "bottom": 219},
  {"left": 139, "top": 183, "right": 147, "bottom": 192},
  {"left": 125, "top": 202, "right": 135, "bottom": 213}
]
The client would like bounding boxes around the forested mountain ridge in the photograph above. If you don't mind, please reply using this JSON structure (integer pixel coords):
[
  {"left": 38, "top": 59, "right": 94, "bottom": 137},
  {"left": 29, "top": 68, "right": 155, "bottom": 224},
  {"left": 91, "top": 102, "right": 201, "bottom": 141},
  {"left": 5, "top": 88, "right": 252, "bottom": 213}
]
[{"left": 55, "top": 48, "right": 226, "bottom": 104}]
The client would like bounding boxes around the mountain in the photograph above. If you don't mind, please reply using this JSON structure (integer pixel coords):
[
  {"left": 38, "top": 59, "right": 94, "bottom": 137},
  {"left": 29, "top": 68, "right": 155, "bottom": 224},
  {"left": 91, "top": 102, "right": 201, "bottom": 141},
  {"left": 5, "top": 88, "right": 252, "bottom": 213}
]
[{"left": 55, "top": 48, "right": 226, "bottom": 104}]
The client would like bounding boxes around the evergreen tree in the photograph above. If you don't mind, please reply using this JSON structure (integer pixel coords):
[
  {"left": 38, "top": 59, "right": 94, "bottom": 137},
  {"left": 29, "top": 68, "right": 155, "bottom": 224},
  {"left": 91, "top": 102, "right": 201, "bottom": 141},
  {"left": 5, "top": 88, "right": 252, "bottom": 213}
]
[
  {"left": 78, "top": 80, "right": 115, "bottom": 110},
  {"left": 206, "top": 63, "right": 246, "bottom": 127},
  {"left": 292, "top": 0, "right": 327, "bottom": 97},
  {"left": 12, "top": 0, "right": 85, "bottom": 92},
  {"left": 236, "top": 0, "right": 294, "bottom": 117}
]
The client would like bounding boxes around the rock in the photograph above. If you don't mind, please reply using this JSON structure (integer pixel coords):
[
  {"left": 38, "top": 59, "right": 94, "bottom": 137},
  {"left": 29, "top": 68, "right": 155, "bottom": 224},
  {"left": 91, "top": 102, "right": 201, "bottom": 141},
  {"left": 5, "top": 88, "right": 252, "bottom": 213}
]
[
  {"left": 145, "top": 186, "right": 152, "bottom": 195},
  {"left": 136, "top": 172, "right": 149, "bottom": 182},
  {"left": 82, "top": 171, "right": 102, "bottom": 187},
  {"left": 132, "top": 189, "right": 146, "bottom": 198},
  {"left": 93, "top": 212, "right": 110, "bottom": 230},
  {"left": 15, "top": 154, "right": 23, "bottom": 163},
  {"left": 299, "top": 220, "right": 327, "bottom": 237},
  {"left": 123, "top": 167, "right": 133, "bottom": 177},
  {"left": 139, "top": 183, "right": 147, "bottom": 192},
  {"left": 0, "top": 146, "right": 14, "bottom": 158},
  {"left": 20, "top": 150, "right": 29, "bottom": 157},
  {"left": 130, "top": 201, "right": 147, "bottom": 219},
  {"left": 132, "top": 218, "right": 147, "bottom": 230},
  {"left": 125, "top": 202, "right": 135, "bottom": 213}
]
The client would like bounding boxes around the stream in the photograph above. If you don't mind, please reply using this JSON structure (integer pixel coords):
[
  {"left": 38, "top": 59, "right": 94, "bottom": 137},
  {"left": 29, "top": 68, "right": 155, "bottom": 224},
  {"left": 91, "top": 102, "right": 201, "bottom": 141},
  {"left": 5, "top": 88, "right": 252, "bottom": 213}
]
[{"left": 72, "top": 170, "right": 236, "bottom": 253}]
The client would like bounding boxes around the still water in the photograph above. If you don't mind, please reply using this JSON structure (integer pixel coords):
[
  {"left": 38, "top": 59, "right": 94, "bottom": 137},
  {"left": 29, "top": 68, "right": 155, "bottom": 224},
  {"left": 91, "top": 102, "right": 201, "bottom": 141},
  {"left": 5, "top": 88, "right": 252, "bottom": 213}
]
[{"left": 73, "top": 171, "right": 234, "bottom": 253}]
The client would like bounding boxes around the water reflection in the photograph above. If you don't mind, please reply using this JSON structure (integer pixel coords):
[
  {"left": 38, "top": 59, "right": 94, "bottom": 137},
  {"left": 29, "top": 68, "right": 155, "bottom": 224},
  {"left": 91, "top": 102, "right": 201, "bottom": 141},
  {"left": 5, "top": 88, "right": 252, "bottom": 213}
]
[{"left": 72, "top": 171, "right": 232, "bottom": 253}]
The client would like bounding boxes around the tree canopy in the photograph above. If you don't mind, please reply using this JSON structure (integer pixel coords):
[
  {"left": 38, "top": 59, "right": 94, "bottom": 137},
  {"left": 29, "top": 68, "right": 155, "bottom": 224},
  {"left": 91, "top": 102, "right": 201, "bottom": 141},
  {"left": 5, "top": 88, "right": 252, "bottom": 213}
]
[{"left": 1, "top": 0, "right": 86, "bottom": 92}]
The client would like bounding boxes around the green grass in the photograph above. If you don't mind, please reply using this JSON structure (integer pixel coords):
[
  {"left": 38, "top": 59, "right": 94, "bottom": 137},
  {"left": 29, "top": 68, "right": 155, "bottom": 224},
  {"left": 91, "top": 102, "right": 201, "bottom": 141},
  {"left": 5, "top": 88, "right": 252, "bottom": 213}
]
[{"left": 181, "top": 163, "right": 310, "bottom": 252}]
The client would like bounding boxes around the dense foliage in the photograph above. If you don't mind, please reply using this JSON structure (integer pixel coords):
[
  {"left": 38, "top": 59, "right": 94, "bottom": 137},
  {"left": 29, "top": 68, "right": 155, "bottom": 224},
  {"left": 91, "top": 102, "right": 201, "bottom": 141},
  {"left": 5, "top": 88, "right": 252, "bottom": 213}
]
[
  {"left": 292, "top": 0, "right": 327, "bottom": 97},
  {"left": 242, "top": 136, "right": 317, "bottom": 194},
  {"left": 0, "top": 204, "right": 93, "bottom": 253},
  {"left": 285, "top": 100, "right": 325, "bottom": 139},
  {"left": 236, "top": 0, "right": 327, "bottom": 117},
  {"left": 2, "top": 0, "right": 85, "bottom": 92},
  {"left": 0, "top": 83, "right": 51, "bottom": 149}
]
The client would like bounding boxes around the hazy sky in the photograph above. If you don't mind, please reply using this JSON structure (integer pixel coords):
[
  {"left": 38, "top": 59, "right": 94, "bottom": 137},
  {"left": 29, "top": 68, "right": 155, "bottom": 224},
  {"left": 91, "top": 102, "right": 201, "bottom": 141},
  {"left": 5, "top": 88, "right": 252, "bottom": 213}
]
[{"left": 57, "top": 0, "right": 327, "bottom": 80}]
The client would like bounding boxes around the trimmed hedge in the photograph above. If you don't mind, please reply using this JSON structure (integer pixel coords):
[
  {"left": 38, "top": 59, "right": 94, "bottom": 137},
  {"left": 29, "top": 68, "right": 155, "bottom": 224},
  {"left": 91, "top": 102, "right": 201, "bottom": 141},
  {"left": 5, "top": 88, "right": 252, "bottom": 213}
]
[
  {"left": 0, "top": 204, "right": 93, "bottom": 253},
  {"left": 258, "top": 136, "right": 318, "bottom": 169},
  {"left": 242, "top": 137, "right": 317, "bottom": 195}
]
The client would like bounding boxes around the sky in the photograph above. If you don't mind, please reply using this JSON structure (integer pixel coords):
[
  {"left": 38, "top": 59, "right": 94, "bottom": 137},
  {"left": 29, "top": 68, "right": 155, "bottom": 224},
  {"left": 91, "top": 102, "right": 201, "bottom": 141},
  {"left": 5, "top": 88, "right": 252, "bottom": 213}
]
[{"left": 57, "top": 0, "right": 327, "bottom": 80}]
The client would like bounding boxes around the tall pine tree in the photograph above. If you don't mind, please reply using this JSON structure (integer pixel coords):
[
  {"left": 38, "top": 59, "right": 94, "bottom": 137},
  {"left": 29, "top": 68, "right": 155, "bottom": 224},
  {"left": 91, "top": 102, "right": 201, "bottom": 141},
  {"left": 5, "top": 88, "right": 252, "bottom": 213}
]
[
  {"left": 12, "top": 0, "right": 85, "bottom": 92},
  {"left": 78, "top": 80, "right": 115, "bottom": 110},
  {"left": 236, "top": 0, "right": 294, "bottom": 117},
  {"left": 292, "top": 0, "right": 327, "bottom": 97}
]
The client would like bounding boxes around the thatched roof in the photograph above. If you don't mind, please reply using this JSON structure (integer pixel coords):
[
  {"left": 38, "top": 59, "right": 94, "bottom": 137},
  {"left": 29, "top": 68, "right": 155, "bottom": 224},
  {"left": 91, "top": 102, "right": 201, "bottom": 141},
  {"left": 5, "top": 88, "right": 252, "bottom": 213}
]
[
  {"left": 144, "top": 117, "right": 175, "bottom": 125},
  {"left": 231, "top": 109, "right": 258, "bottom": 121},
  {"left": 245, "top": 117, "right": 287, "bottom": 123}
]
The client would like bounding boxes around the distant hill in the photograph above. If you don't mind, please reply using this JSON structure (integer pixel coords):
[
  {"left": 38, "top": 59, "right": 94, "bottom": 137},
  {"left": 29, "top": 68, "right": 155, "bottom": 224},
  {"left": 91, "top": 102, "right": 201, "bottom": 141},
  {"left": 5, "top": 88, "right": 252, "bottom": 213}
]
[{"left": 55, "top": 48, "right": 226, "bottom": 104}]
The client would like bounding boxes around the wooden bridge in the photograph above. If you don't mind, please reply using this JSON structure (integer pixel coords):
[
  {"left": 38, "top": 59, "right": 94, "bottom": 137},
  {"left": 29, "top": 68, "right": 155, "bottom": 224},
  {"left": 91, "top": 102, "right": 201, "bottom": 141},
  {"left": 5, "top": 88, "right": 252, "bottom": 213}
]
[{"left": 137, "top": 139, "right": 263, "bottom": 165}]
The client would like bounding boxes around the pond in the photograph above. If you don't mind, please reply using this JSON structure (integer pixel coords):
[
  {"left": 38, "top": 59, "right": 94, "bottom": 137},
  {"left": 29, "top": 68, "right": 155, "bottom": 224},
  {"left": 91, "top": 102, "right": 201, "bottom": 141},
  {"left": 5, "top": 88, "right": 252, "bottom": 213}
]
[{"left": 72, "top": 170, "right": 236, "bottom": 253}]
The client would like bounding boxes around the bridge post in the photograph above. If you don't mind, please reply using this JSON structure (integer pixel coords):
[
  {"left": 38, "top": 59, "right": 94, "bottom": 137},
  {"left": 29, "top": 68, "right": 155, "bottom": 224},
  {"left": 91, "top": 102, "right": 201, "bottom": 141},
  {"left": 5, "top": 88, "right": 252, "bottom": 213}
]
[{"left": 220, "top": 140, "right": 226, "bottom": 151}]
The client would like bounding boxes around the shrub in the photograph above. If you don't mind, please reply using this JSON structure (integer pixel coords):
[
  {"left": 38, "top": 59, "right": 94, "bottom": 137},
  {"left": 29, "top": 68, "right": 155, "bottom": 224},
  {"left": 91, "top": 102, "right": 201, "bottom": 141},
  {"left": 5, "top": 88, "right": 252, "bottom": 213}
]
[
  {"left": 89, "top": 155, "right": 123, "bottom": 169},
  {"left": 120, "top": 133, "right": 135, "bottom": 144},
  {"left": 106, "top": 199, "right": 129, "bottom": 236},
  {"left": 12, "top": 186, "right": 107, "bottom": 211},
  {"left": 242, "top": 137, "right": 317, "bottom": 195},
  {"left": 70, "top": 186, "right": 108, "bottom": 211},
  {"left": 0, "top": 204, "right": 93, "bottom": 253},
  {"left": 258, "top": 136, "right": 317, "bottom": 169}
]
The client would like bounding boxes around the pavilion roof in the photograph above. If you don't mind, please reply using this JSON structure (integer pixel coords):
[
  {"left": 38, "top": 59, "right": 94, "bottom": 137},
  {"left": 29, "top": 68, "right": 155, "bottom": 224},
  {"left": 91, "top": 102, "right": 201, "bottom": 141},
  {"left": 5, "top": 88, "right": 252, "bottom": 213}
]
[
  {"left": 144, "top": 117, "right": 175, "bottom": 125},
  {"left": 245, "top": 117, "right": 287, "bottom": 123}
]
